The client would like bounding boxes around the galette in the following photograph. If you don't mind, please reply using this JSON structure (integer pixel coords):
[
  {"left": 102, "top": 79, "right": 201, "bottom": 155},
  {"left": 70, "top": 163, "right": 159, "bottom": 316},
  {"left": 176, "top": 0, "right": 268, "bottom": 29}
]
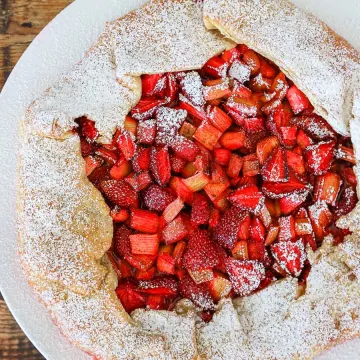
[{"left": 17, "top": 0, "right": 360, "bottom": 359}]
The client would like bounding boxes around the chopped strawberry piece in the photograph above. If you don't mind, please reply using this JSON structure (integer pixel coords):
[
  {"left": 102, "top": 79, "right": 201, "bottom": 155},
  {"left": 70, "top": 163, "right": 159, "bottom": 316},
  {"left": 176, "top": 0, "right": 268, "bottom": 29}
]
[
  {"left": 340, "top": 166, "right": 357, "bottom": 187},
  {"left": 261, "top": 147, "right": 288, "bottom": 182},
  {"left": 213, "top": 148, "right": 232, "bottom": 166},
  {"left": 116, "top": 280, "right": 146, "bottom": 313},
  {"left": 132, "top": 147, "right": 150, "bottom": 173},
  {"left": 286, "top": 150, "right": 306, "bottom": 175},
  {"left": 243, "top": 117, "right": 266, "bottom": 133},
  {"left": 225, "top": 97, "right": 259, "bottom": 118},
  {"left": 314, "top": 172, "right": 342, "bottom": 206},
  {"left": 213, "top": 207, "right": 247, "bottom": 249},
  {"left": 271, "top": 240, "right": 306, "bottom": 277},
  {"left": 229, "top": 184, "right": 264, "bottom": 212},
  {"left": 163, "top": 197, "right": 185, "bottom": 223},
  {"left": 279, "top": 126, "right": 297, "bottom": 148},
  {"left": 129, "top": 209, "right": 159, "bottom": 234},
  {"left": 194, "top": 121, "right": 223, "bottom": 150},
  {"left": 237, "top": 214, "right": 252, "bottom": 241},
  {"left": 242, "top": 154, "right": 261, "bottom": 177},
  {"left": 141, "top": 74, "right": 164, "bottom": 97},
  {"left": 157, "top": 253, "right": 176, "bottom": 275},
  {"left": 126, "top": 254, "right": 156, "bottom": 271},
  {"left": 286, "top": 85, "right": 311, "bottom": 114},
  {"left": 95, "top": 147, "right": 118, "bottom": 165},
  {"left": 334, "top": 186, "right": 358, "bottom": 219},
  {"left": 232, "top": 240, "right": 249, "bottom": 260},
  {"left": 308, "top": 201, "right": 333, "bottom": 240},
  {"left": 260, "top": 57, "right": 278, "bottom": 78},
  {"left": 130, "top": 233, "right": 159, "bottom": 256},
  {"left": 162, "top": 216, "right": 188, "bottom": 244},
  {"left": 131, "top": 97, "right": 167, "bottom": 121},
  {"left": 137, "top": 120, "right": 156, "bottom": 146},
  {"left": 138, "top": 277, "right": 179, "bottom": 296},
  {"left": 170, "top": 155, "right": 187, "bottom": 173},
  {"left": 101, "top": 180, "right": 138, "bottom": 207},
  {"left": 278, "top": 215, "right": 296, "bottom": 242},
  {"left": 296, "top": 129, "right": 313, "bottom": 149},
  {"left": 209, "top": 275, "right": 232, "bottom": 302},
  {"left": 262, "top": 170, "right": 311, "bottom": 198},
  {"left": 227, "top": 154, "right": 243, "bottom": 178},
  {"left": 85, "top": 155, "right": 103, "bottom": 176},
  {"left": 290, "top": 115, "right": 336, "bottom": 141},
  {"left": 336, "top": 145, "right": 356, "bottom": 165},
  {"left": 143, "top": 185, "right": 174, "bottom": 212},
  {"left": 150, "top": 146, "right": 171, "bottom": 186},
  {"left": 116, "top": 130, "right": 136, "bottom": 160},
  {"left": 146, "top": 295, "right": 165, "bottom": 310},
  {"left": 221, "top": 47, "right": 242, "bottom": 63},
  {"left": 203, "top": 55, "right": 228, "bottom": 78},
  {"left": 135, "top": 267, "right": 156, "bottom": 281},
  {"left": 109, "top": 157, "right": 132, "bottom": 180},
  {"left": 304, "top": 140, "right": 336, "bottom": 175},
  {"left": 256, "top": 136, "right": 280, "bottom": 165},
  {"left": 191, "top": 193, "right": 211, "bottom": 225},
  {"left": 279, "top": 191, "right": 308, "bottom": 215},
  {"left": 225, "top": 258, "right": 265, "bottom": 296},
  {"left": 111, "top": 207, "right": 130, "bottom": 223},
  {"left": 180, "top": 273, "right": 215, "bottom": 310},
  {"left": 77, "top": 117, "right": 99, "bottom": 141},
  {"left": 251, "top": 217, "right": 266, "bottom": 243},
  {"left": 247, "top": 241, "right": 266, "bottom": 262},
  {"left": 171, "top": 136, "right": 199, "bottom": 162},
  {"left": 183, "top": 230, "right": 220, "bottom": 272},
  {"left": 113, "top": 225, "right": 132, "bottom": 258}
]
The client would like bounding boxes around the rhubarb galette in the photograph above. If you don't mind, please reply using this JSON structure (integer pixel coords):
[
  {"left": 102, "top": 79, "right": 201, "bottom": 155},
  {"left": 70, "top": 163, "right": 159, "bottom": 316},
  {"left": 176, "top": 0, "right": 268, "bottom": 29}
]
[{"left": 17, "top": 0, "right": 360, "bottom": 359}]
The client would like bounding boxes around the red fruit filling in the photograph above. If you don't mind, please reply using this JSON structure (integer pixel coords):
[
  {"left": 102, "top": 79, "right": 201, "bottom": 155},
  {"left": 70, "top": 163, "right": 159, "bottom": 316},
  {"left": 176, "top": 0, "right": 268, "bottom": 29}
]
[{"left": 76, "top": 45, "right": 357, "bottom": 319}]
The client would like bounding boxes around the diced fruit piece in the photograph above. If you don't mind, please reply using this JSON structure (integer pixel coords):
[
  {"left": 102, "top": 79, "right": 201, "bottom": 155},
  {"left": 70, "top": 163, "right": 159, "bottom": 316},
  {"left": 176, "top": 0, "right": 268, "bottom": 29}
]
[
  {"left": 138, "top": 277, "right": 179, "bottom": 296},
  {"left": 129, "top": 209, "right": 159, "bottom": 234},
  {"left": 271, "top": 240, "right": 306, "bottom": 277},
  {"left": 131, "top": 97, "right": 167, "bottom": 121},
  {"left": 101, "top": 180, "right": 138, "bottom": 207},
  {"left": 135, "top": 267, "right": 156, "bottom": 281},
  {"left": 126, "top": 254, "right": 156, "bottom": 271},
  {"left": 130, "top": 234, "right": 159, "bottom": 256},
  {"left": 143, "top": 185, "right": 175, "bottom": 212},
  {"left": 238, "top": 215, "right": 252, "bottom": 241},
  {"left": 188, "top": 269, "right": 214, "bottom": 284},
  {"left": 219, "top": 131, "right": 246, "bottom": 150},
  {"left": 295, "top": 218, "right": 313, "bottom": 236},
  {"left": 261, "top": 147, "right": 288, "bottom": 182},
  {"left": 162, "top": 216, "right": 188, "bottom": 244},
  {"left": 227, "top": 154, "right": 243, "bottom": 178},
  {"left": 340, "top": 167, "right": 357, "bottom": 187},
  {"left": 180, "top": 274, "right": 215, "bottom": 310},
  {"left": 242, "top": 154, "right": 261, "bottom": 177},
  {"left": 110, "top": 157, "right": 132, "bottom": 180},
  {"left": 291, "top": 115, "right": 336, "bottom": 141},
  {"left": 232, "top": 240, "right": 249, "bottom": 260},
  {"left": 225, "top": 258, "right": 265, "bottom": 296},
  {"left": 170, "top": 177, "right": 194, "bottom": 204},
  {"left": 123, "top": 116, "right": 138, "bottom": 136},
  {"left": 141, "top": 74, "right": 164, "bottom": 97},
  {"left": 203, "top": 55, "right": 228, "bottom": 78},
  {"left": 172, "top": 136, "right": 199, "bottom": 162},
  {"left": 265, "top": 225, "right": 279, "bottom": 245},
  {"left": 179, "top": 121, "right": 197, "bottom": 139},
  {"left": 247, "top": 241, "right": 266, "bottom": 262},
  {"left": 194, "top": 121, "right": 223, "bottom": 150},
  {"left": 286, "top": 150, "right": 306, "bottom": 175},
  {"left": 213, "top": 207, "right": 247, "bottom": 249},
  {"left": 260, "top": 57, "right": 277, "bottom": 78},
  {"left": 209, "top": 275, "right": 232, "bottom": 301},
  {"left": 183, "top": 230, "right": 220, "bottom": 271},
  {"left": 85, "top": 156, "right": 103, "bottom": 176},
  {"left": 279, "top": 126, "right": 297, "bottom": 148},
  {"left": 334, "top": 186, "right": 358, "bottom": 219},
  {"left": 336, "top": 145, "right": 356, "bottom": 164},
  {"left": 95, "top": 147, "right": 118, "bottom": 165},
  {"left": 132, "top": 147, "right": 150, "bottom": 173},
  {"left": 256, "top": 136, "right": 280, "bottom": 165},
  {"left": 262, "top": 170, "right": 311, "bottom": 198},
  {"left": 178, "top": 94, "right": 207, "bottom": 121},
  {"left": 229, "top": 60, "right": 251, "bottom": 83},
  {"left": 166, "top": 73, "right": 179, "bottom": 102},
  {"left": 278, "top": 215, "right": 296, "bottom": 242},
  {"left": 251, "top": 217, "right": 266, "bottom": 243},
  {"left": 77, "top": 117, "right": 99, "bottom": 141},
  {"left": 146, "top": 295, "right": 165, "bottom": 310},
  {"left": 297, "top": 129, "right": 313, "bottom": 149},
  {"left": 222, "top": 47, "right": 241, "bottom": 63},
  {"left": 204, "top": 81, "right": 232, "bottom": 102},
  {"left": 286, "top": 85, "right": 311, "bottom": 114},
  {"left": 314, "top": 172, "right": 342, "bottom": 206},
  {"left": 229, "top": 184, "right": 264, "bottom": 212},
  {"left": 191, "top": 193, "right": 211, "bottom": 225},
  {"left": 163, "top": 198, "right": 185, "bottom": 223},
  {"left": 279, "top": 191, "right": 308, "bottom": 215},
  {"left": 111, "top": 207, "right": 129, "bottom": 223},
  {"left": 114, "top": 225, "right": 132, "bottom": 258},
  {"left": 180, "top": 71, "right": 205, "bottom": 106},
  {"left": 157, "top": 253, "right": 176, "bottom": 275},
  {"left": 225, "top": 97, "right": 259, "bottom": 118},
  {"left": 243, "top": 117, "right": 266, "bottom": 133},
  {"left": 137, "top": 119, "right": 156, "bottom": 145},
  {"left": 183, "top": 172, "right": 210, "bottom": 192},
  {"left": 116, "top": 280, "right": 145, "bottom": 313},
  {"left": 150, "top": 146, "right": 171, "bottom": 186},
  {"left": 207, "top": 106, "right": 232, "bottom": 132},
  {"left": 243, "top": 50, "right": 261, "bottom": 76},
  {"left": 173, "top": 240, "right": 187, "bottom": 266},
  {"left": 213, "top": 148, "right": 232, "bottom": 166},
  {"left": 116, "top": 131, "right": 136, "bottom": 160},
  {"left": 308, "top": 201, "right": 333, "bottom": 240},
  {"left": 304, "top": 140, "right": 336, "bottom": 176}
]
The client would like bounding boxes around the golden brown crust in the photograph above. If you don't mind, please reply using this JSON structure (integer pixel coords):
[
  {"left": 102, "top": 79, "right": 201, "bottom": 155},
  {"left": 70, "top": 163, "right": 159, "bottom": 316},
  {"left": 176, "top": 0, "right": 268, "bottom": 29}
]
[{"left": 17, "top": 0, "right": 360, "bottom": 359}]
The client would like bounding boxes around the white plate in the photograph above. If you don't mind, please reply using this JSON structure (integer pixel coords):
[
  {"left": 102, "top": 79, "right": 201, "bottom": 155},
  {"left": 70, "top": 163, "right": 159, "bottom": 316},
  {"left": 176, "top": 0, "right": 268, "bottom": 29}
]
[{"left": 0, "top": 0, "right": 360, "bottom": 359}]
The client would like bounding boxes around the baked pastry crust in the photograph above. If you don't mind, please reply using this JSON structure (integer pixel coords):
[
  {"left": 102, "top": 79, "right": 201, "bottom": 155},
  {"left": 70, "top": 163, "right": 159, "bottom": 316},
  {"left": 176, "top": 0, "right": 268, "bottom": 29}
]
[{"left": 17, "top": 0, "right": 360, "bottom": 359}]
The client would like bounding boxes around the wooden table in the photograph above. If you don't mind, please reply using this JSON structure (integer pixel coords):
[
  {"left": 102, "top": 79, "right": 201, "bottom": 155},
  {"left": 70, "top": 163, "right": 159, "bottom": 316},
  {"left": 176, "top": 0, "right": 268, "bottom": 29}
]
[{"left": 0, "top": 1, "right": 73, "bottom": 358}]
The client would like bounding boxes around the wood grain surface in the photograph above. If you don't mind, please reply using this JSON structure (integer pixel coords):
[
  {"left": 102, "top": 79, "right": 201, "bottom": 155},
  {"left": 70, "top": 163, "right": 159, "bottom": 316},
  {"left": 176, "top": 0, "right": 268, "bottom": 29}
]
[{"left": 0, "top": 1, "right": 73, "bottom": 358}]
